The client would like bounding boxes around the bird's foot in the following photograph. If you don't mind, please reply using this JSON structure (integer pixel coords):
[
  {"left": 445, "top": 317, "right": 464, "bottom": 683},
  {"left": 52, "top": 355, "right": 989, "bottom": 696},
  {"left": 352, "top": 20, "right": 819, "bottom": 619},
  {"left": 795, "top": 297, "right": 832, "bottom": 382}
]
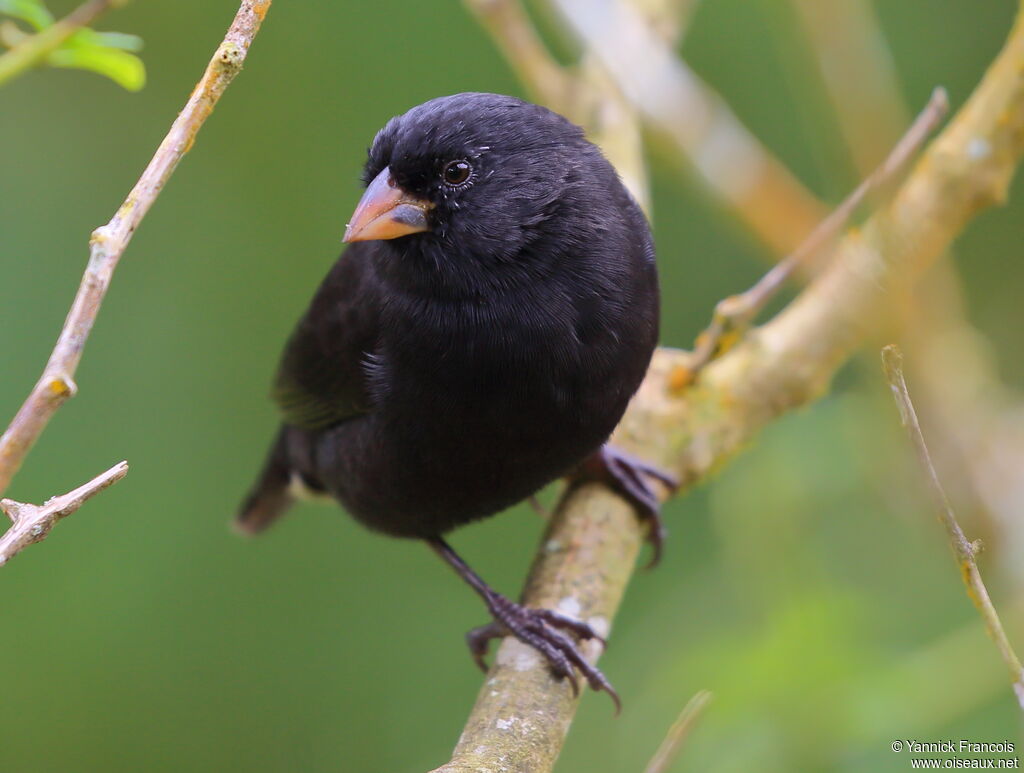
[
  {"left": 428, "top": 537, "right": 619, "bottom": 708},
  {"left": 466, "top": 592, "right": 620, "bottom": 710},
  {"left": 577, "top": 444, "right": 678, "bottom": 568}
]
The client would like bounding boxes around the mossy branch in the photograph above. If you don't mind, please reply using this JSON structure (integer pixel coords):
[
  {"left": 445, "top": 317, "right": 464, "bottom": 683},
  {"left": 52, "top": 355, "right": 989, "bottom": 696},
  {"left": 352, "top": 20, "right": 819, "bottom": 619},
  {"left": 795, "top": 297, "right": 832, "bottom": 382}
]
[{"left": 431, "top": 4, "right": 1024, "bottom": 771}]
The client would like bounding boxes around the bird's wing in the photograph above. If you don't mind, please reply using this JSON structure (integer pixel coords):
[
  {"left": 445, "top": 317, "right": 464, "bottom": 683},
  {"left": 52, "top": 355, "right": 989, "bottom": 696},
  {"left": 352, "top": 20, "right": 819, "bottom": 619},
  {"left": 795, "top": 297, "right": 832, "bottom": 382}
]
[{"left": 271, "top": 244, "right": 380, "bottom": 430}]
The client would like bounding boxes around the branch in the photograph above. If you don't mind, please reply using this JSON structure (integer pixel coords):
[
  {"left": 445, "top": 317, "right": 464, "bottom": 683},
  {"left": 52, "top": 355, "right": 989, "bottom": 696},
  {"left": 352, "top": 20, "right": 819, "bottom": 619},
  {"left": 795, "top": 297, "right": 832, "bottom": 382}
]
[
  {"left": 881, "top": 346, "right": 1024, "bottom": 710},
  {"left": 431, "top": 3, "right": 1024, "bottom": 769},
  {"left": 0, "top": 0, "right": 128, "bottom": 87},
  {"left": 0, "top": 0, "right": 272, "bottom": 497},
  {"left": 0, "top": 460, "right": 128, "bottom": 567}
]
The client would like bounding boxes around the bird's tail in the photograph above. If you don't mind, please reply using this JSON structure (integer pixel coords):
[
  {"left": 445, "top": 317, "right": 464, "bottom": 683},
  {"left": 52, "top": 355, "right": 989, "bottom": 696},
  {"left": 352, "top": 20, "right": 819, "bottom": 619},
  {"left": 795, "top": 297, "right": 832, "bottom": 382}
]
[{"left": 236, "top": 427, "right": 295, "bottom": 535}]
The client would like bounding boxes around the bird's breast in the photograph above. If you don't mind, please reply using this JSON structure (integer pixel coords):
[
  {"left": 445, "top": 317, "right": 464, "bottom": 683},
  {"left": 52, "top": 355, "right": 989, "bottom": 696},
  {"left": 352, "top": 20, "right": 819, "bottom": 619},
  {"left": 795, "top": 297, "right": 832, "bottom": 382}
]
[
  {"left": 324, "top": 265, "right": 656, "bottom": 536},
  {"left": 379, "top": 301, "right": 585, "bottom": 423}
]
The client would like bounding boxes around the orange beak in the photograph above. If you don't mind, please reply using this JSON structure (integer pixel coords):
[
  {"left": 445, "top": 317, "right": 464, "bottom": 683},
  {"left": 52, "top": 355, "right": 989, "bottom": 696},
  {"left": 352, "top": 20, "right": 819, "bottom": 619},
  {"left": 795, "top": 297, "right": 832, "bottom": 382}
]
[{"left": 342, "top": 167, "right": 433, "bottom": 243}]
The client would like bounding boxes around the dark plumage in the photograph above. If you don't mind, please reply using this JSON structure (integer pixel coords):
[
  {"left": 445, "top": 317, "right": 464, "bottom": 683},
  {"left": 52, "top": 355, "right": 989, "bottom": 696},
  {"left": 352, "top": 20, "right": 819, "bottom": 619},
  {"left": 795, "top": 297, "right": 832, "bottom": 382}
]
[{"left": 239, "top": 93, "right": 670, "bottom": 703}]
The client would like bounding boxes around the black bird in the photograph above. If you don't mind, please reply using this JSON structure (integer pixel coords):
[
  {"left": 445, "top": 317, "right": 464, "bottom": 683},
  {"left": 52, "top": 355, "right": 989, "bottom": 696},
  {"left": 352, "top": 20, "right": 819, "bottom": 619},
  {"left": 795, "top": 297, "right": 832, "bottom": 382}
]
[{"left": 238, "top": 93, "right": 674, "bottom": 703}]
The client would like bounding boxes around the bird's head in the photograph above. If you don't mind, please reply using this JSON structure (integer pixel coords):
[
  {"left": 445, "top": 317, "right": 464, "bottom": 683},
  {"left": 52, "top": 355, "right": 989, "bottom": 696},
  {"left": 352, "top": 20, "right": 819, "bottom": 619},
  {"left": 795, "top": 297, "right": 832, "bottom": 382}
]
[{"left": 344, "top": 93, "right": 612, "bottom": 295}]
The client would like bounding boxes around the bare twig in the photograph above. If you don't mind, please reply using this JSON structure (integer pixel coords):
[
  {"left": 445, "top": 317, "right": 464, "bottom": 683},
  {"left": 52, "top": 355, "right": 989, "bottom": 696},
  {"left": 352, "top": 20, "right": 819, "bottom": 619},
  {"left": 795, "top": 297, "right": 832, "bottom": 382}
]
[
  {"left": 688, "top": 87, "right": 949, "bottom": 374},
  {"left": 0, "top": 0, "right": 128, "bottom": 87},
  {"left": 644, "top": 689, "right": 713, "bottom": 773},
  {"left": 431, "top": 4, "right": 1024, "bottom": 768},
  {"left": 0, "top": 0, "right": 272, "bottom": 497},
  {"left": 0, "top": 460, "right": 128, "bottom": 567},
  {"left": 881, "top": 345, "right": 1024, "bottom": 710}
]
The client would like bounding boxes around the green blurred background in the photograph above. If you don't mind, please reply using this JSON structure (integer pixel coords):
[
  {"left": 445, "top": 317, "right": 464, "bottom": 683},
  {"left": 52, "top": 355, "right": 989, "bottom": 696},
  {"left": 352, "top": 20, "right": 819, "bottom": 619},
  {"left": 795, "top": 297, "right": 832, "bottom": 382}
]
[{"left": 2, "top": 1, "right": 1022, "bottom": 771}]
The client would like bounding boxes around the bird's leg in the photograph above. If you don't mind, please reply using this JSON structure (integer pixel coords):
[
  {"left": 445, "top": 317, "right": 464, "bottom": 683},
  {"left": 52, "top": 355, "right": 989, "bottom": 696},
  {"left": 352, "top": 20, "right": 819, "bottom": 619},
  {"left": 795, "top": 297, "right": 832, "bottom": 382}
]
[
  {"left": 575, "top": 445, "right": 678, "bottom": 568},
  {"left": 427, "top": 537, "right": 619, "bottom": 709}
]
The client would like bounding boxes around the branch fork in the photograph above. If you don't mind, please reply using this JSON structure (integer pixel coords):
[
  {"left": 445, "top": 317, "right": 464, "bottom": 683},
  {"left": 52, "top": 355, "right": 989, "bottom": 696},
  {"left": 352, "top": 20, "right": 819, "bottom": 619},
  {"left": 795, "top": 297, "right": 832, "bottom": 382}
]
[
  {"left": 0, "top": 461, "right": 128, "bottom": 567},
  {"left": 687, "top": 87, "right": 950, "bottom": 376}
]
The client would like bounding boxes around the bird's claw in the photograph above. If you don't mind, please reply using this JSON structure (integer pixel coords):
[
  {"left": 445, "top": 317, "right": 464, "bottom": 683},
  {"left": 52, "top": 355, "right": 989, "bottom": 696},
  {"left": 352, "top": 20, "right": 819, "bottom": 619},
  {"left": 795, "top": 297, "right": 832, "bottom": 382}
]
[
  {"left": 465, "top": 593, "right": 620, "bottom": 711},
  {"left": 578, "top": 445, "right": 678, "bottom": 568}
]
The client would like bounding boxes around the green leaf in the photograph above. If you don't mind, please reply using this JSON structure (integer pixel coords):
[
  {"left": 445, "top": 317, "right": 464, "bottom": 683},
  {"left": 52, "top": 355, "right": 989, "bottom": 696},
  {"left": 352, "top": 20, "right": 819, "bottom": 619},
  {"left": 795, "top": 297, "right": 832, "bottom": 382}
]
[
  {"left": 0, "top": 0, "right": 146, "bottom": 91},
  {"left": 47, "top": 43, "right": 145, "bottom": 91},
  {"left": 0, "top": 0, "right": 54, "bottom": 31},
  {"left": 70, "top": 27, "right": 143, "bottom": 53}
]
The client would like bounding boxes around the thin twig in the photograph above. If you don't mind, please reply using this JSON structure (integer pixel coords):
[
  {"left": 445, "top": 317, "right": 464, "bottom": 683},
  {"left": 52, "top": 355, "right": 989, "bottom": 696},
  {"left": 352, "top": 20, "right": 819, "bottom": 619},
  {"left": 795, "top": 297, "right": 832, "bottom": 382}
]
[
  {"left": 644, "top": 689, "right": 713, "bottom": 773},
  {"left": 0, "top": 0, "right": 272, "bottom": 497},
  {"left": 881, "top": 345, "right": 1024, "bottom": 710},
  {"left": 0, "top": 0, "right": 128, "bottom": 87},
  {"left": 687, "top": 87, "right": 949, "bottom": 374},
  {"left": 0, "top": 460, "right": 128, "bottom": 567}
]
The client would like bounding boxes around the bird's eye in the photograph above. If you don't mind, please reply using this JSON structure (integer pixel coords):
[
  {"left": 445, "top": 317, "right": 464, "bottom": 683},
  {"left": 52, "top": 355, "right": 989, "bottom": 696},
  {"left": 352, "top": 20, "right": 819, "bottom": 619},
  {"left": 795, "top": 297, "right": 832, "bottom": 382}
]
[{"left": 442, "top": 160, "right": 472, "bottom": 187}]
